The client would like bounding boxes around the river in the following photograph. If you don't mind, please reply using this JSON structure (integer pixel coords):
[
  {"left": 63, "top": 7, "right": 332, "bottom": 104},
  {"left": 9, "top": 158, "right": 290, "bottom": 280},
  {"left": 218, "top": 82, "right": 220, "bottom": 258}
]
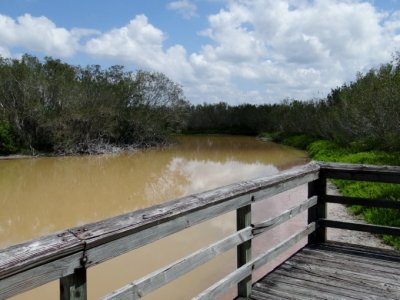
[{"left": 1, "top": 135, "right": 309, "bottom": 299}]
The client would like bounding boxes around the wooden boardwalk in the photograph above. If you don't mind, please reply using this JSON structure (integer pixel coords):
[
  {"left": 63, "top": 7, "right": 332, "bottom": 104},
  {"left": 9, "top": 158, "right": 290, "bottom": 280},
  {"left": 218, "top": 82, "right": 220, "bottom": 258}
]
[
  {"left": 1, "top": 162, "right": 400, "bottom": 300},
  {"left": 251, "top": 242, "right": 400, "bottom": 300}
]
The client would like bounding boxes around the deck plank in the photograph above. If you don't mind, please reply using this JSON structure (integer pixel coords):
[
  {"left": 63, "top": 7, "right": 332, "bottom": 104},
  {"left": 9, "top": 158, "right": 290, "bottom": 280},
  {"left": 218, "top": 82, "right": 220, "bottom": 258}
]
[{"left": 251, "top": 242, "right": 400, "bottom": 300}]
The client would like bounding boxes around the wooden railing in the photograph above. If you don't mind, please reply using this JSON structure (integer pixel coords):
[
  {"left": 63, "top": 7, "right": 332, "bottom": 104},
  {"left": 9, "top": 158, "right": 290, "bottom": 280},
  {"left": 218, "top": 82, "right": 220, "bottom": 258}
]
[{"left": 0, "top": 162, "right": 399, "bottom": 299}]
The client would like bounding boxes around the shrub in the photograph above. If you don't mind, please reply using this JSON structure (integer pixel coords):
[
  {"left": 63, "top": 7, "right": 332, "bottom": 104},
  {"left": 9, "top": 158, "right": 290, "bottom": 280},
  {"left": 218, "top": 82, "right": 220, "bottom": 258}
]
[{"left": 0, "top": 121, "right": 18, "bottom": 154}]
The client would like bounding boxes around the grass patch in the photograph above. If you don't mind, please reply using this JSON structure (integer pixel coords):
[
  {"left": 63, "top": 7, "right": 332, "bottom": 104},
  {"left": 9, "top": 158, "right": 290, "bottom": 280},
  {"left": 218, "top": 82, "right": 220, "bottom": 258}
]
[
  {"left": 265, "top": 132, "right": 400, "bottom": 249},
  {"left": 307, "top": 138, "right": 400, "bottom": 249},
  {"left": 261, "top": 132, "right": 319, "bottom": 150}
]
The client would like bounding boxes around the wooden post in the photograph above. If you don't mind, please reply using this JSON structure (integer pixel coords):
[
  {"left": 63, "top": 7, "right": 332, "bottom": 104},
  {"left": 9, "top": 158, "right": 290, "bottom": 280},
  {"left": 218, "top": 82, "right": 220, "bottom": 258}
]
[
  {"left": 308, "top": 174, "right": 327, "bottom": 244},
  {"left": 60, "top": 268, "right": 87, "bottom": 300},
  {"left": 236, "top": 204, "right": 252, "bottom": 299}
]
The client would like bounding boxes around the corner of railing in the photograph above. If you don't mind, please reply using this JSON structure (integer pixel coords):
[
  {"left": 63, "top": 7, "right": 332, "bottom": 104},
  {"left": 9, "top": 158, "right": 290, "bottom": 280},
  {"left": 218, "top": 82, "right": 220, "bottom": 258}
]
[{"left": 307, "top": 161, "right": 326, "bottom": 245}]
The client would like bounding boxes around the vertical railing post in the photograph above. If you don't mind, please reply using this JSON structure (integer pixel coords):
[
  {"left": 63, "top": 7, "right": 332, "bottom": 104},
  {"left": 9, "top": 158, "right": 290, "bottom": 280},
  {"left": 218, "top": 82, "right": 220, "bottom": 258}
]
[
  {"left": 60, "top": 268, "right": 87, "bottom": 300},
  {"left": 236, "top": 203, "right": 252, "bottom": 299},
  {"left": 308, "top": 172, "right": 327, "bottom": 244}
]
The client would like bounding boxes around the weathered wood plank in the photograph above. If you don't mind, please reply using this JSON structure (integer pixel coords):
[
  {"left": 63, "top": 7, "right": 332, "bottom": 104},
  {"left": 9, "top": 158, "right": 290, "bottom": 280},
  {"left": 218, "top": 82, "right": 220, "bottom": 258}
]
[
  {"left": 60, "top": 268, "right": 87, "bottom": 300},
  {"left": 0, "top": 231, "right": 84, "bottom": 298},
  {"left": 281, "top": 261, "right": 400, "bottom": 295},
  {"left": 285, "top": 256, "right": 400, "bottom": 287},
  {"left": 320, "top": 219, "right": 400, "bottom": 236},
  {"left": 78, "top": 164, "right": 319, "bottom": 268},
  {"left": 249, "top": 289, "right": 283, "bottom": 300},
  {"left": 290, "top": 253, "right": 400, "bottom": 283},
  {"left": 273, "top": 267, "right": 398, "bottom": 299},
  {"left": 308, "top": 175, "right": 327, "bottom": 244},
  {"left": 0, "top": 231, "right": 83, "bottom": 279},
  {"left": 252, "top": 243, "right": 400, "bottom": 300},
  {"left": 319, "top": 162, "right": 400, "bottom": 183},
  {"left": 71, "top": 163, "right": 319, "bottom": 241},
  {"left": 237, "top": 204, "right": 252, "bottom": 298},
  {"left": 193, "top": 223, "right": 315, "bottom": 300},
  {"left": 84, "top": 194, "right": 252, "bottom": 269},
  {"left": 314, "top": 241, "right": 400, "bottom": 262},
  {"left": 252, "top": 196, "right": 317, "bottom": 235},
  {"left": 101, "top": 227, "right": 253, "bottom": 299},
  {"left": 300, "top": 248, "right": 400, "bottom": 273},
  {"left": 325, "top": 194, "right": 400, "bottom": 209},
  {"left": 0, "top": 251, "right": 82, "bottom": 299},
  {"left": 252, "top": 282, "right": 317, "bottom": 300},
  {"left": 258, "top": 278, "right": 363, "bottom": 300}
]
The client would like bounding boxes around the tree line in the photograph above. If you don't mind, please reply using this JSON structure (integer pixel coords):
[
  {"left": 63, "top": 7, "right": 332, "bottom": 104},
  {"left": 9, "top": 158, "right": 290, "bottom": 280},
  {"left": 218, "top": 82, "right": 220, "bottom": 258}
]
[
  {"left": 1, "top": 54, "right": 399, "bottom": 155},
  {"left": 187, "top": 56, "right": 400, "bottom": 152},
  {"left": 0, "top": 55, "right": 189, "bottom": 154}
]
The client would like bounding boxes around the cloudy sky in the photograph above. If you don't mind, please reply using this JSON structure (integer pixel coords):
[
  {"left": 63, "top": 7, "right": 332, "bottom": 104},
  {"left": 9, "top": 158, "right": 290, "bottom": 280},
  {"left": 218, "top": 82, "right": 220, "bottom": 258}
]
[{"left": 1, "top": 0, "right": 400, "bottom": 104}]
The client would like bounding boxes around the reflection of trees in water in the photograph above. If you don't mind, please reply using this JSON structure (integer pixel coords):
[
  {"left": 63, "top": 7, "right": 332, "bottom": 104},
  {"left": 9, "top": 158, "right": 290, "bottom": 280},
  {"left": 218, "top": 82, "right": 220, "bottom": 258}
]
[{"left": 145, "top": 156, "right": 278, "bottom": 205}]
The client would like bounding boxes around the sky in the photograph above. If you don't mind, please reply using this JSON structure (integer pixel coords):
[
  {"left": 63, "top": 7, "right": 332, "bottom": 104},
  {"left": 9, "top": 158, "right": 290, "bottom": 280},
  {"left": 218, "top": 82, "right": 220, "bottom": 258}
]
[{"left": 1, "top": 0, "right": 400, "bottom": 104}]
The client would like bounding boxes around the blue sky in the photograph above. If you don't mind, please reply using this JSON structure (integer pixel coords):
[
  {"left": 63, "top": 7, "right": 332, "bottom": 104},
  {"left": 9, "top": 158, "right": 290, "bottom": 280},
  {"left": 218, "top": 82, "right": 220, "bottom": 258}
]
[{"left": 1, "top": 0, "right": 400, "bottom": 104}]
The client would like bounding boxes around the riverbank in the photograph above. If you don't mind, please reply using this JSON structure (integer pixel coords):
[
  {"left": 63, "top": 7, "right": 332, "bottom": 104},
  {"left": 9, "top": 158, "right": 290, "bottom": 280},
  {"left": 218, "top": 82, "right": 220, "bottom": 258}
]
[{"left": 263, "top": 132, "right": 400, "bottom": 249}]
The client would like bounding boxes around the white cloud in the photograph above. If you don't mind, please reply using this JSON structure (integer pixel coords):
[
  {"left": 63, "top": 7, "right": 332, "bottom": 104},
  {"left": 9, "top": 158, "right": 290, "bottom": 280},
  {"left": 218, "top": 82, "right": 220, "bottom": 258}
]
[
  {"left": 0, "top": 14, "right": 95, "bottom": 57},
  {"left": 167, "top": 0, "right": 198, "bottom": 19},
  {"left": 85, "top": 15, "right": 165, "bottom": 66},
  {"left": 85, "top": 15, "right": 194, "bottom": 81},
  {"left": 82, "top": 1, "right": 400, "bottom": 104},
  {"left": 181, "top": 0, "right": 400, "bottom": 103},
  {"left": 3, "top": 1, "right": 400, "bottom": 104}
]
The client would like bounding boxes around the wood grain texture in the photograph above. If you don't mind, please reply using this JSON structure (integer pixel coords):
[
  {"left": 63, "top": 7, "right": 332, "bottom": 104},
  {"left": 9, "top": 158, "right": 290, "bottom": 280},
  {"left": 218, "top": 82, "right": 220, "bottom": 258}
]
[
  {"left": 0, "top": 251, "right": 82, "bottom": 299},
  {"left": 237, "top": 204, "right": 252, "bottom": 298},
  {"left": 0, "top": 231, "right": 83, "bottom": 279},
  {"left": 325, "top": 194, "right": 400, "bottom": 209},
  {"left": 253, "top": 196, "right": 317, "bottom": 236},
  {"left": 194, "top": 223, "right": 315, "bottom": 300},
  {"left": 319, "top": 162, "right": 400, "bottom": 183},
  {"left": 5, "top": 161, "right": 400, "bottom": 299},
  {"left": 78, "top": 163, "right": 319, "bottom": 267},
  {"left": 320, "top": 219, "right": 400, "bottom": 236},
  {"left": 250, "top": 242, "right": 400, "bottom": 300},
  {"left": 60, "top": 268, "right": 87, "bottom": 300},
  {"left": 102, "top": 227, "right": 253, "bottom": 299}
]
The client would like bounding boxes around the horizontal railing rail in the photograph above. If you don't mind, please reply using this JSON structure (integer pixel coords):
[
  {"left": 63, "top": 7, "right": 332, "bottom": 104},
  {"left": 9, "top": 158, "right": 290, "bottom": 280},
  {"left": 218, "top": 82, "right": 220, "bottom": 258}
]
[
  {"left": 0, "top": 162, "right": 320, "bottom": 299},
  {"left": 0, "top": 161, "right": 399, "bottom": 299},
  {"left": 315, "top": 162, "right": 400, "bottom": 243}
]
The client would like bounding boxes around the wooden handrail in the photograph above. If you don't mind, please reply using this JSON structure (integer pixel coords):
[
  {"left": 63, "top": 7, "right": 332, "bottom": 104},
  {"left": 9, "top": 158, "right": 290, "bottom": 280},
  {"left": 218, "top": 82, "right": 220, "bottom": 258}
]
[{"left": 0, "top": 161, "right": 399, "bottom": 299}]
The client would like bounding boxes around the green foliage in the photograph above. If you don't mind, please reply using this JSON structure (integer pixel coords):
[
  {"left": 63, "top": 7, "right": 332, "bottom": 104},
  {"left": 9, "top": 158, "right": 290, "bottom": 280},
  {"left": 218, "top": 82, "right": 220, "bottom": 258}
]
[
  {"left": 186, "top": 102, "right": 271, "bottom": 135},
  {"left": 0, "top": 55, "right": 190, "bottom": 154},
  {"left": 306, "top": 138, "right": 400, "bottom": 249},
  {"left": 187, "top": 55, "right": 400, "bottom": 152},
  {"left": 0, "top": 120, "right": 18, "bottom": 154}
]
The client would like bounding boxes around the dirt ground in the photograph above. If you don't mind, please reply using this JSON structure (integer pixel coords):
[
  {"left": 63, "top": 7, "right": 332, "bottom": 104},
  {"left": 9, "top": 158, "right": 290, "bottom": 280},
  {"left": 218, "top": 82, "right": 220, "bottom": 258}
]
[{"left": 326, "top": 181, "right": 393, "bottom": 249}]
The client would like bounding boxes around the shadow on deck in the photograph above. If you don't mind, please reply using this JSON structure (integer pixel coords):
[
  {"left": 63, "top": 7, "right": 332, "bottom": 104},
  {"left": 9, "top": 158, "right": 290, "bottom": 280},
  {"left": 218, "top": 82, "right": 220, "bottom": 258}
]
[{"left": 251, "top": 242, "right": 400, "bottom": 300}]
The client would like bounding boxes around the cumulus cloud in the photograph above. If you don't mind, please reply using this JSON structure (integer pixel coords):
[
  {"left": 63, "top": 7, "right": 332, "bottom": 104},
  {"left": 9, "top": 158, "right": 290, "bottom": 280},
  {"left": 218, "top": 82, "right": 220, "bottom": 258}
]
[
  {"left": 3, "top": 1, "right": 400, "bottom": 104},
  {"left": 186, "top": 0, "right": 400, "bottom": 103},
  {"left": 84, "top": 15, "right": 194, "bottom": 81},
  {"left": 81, "top": 1, "right": 400, "bottom": 103},
  {"left": 167, "top": 0, "right": 198, "bottom": 19},
  {"left": 0, "top": 14, "right": 96, "bottom": 57}
]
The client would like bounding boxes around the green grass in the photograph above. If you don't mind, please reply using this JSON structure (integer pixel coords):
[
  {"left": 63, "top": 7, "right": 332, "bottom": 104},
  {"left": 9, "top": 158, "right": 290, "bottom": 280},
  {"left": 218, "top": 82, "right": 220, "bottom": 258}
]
[
  {"left": 261, "top": 132, "right": 319, "bottom": 150},
  {"left": 265, "top": 133, "right": 400, "bottom": 249},
  {"left": 308, "top": 139, "right": 400, "bottom": 249}
]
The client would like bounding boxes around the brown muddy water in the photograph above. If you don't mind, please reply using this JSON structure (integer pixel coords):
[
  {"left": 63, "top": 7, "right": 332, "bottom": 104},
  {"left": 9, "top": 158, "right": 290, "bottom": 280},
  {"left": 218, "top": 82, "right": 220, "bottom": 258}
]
[{"left": 0, "top": 135, "right": 309, "bottom": 299}]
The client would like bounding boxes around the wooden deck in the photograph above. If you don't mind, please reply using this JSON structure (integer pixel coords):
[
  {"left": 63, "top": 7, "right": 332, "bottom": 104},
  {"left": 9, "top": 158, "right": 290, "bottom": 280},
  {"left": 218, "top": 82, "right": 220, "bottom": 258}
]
[
  {"left": 250, "top": 242, "right": 400, "bottom": 300},
  {"left": 1, "top": 162, "right": 399, "bottom": 300}
]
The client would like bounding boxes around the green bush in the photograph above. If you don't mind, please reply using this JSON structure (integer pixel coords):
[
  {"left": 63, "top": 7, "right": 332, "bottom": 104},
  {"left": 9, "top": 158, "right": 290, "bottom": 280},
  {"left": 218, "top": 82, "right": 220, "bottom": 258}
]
[
  {"left": 306, "top": 138, "right": 400, "bottom": 249},
  {"left": 0, "top": 121, "right": 18, "bottom": 154}
]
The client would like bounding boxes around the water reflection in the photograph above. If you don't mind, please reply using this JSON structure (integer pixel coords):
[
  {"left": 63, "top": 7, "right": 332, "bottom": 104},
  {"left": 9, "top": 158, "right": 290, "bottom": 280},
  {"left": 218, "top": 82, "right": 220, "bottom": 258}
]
[
  {"left": 145, "top": 157, "right": 278, "bottom": 203},
  {"left": 1, "top": 135, "right": 308, "bottom": 300}
]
